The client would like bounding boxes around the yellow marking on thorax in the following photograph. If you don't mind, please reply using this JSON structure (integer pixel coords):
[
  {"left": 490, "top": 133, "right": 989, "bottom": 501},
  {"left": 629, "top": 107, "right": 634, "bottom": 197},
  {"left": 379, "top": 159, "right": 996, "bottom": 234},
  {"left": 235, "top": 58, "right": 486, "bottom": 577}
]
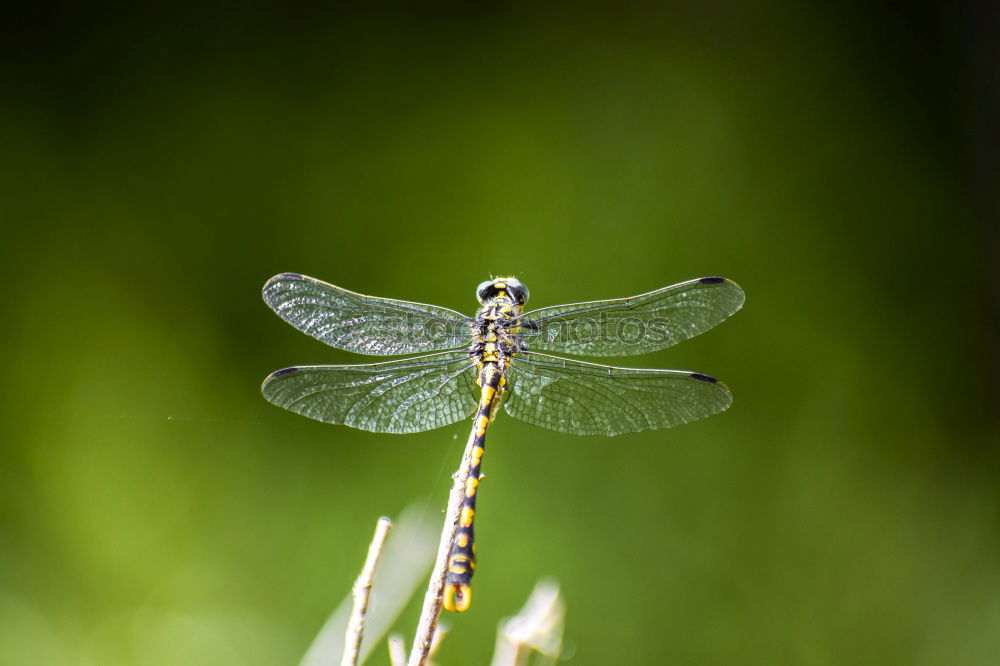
[{"left": 482, "top": 322, "right": 500, "bottom": 363}]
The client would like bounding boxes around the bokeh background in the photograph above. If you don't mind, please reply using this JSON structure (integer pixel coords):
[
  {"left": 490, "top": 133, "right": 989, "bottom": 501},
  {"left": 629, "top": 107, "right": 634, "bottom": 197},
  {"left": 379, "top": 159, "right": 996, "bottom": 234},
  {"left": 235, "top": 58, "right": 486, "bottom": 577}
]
[{"left": 2, "top": 2, "right": 997, "bottom": 664}]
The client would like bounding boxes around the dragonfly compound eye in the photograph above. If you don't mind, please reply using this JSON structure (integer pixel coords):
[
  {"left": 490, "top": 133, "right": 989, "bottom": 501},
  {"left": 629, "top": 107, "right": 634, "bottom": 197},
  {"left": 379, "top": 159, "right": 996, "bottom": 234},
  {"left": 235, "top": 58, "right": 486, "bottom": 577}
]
[
  {"left": 506, "top": 278, "right": 529, "bottom": 305},
  {"left": 476, "top": 280, "right": 494, "bottom": 304}
]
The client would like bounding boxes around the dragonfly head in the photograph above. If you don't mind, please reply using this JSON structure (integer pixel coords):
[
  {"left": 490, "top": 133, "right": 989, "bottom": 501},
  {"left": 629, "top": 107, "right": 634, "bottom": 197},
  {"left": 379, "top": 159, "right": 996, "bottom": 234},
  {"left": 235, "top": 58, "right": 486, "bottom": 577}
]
[{"left": 477, "top": 277, "right": 529, "bottom": 306}]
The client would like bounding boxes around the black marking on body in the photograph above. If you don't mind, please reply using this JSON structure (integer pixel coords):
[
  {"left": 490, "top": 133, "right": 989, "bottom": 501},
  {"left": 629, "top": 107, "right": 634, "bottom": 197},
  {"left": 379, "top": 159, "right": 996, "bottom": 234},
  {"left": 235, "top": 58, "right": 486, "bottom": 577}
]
[
  {"left": 445, "top": 364, "right": 503, "bottom": 593},
  {"left": 690, "top": 372, "right": 717, "bottom": 382},
  {"left": 469, "top": 305, "right": 524, "bottom": 365},
  {"left": 445, "top": 283, "right": 527, "bottom": 611}
]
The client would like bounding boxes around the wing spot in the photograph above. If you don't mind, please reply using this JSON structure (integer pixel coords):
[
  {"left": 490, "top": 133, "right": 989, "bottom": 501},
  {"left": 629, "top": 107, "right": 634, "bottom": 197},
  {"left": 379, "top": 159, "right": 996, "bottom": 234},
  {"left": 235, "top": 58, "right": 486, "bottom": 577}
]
[
  {"left": 698, "top": 277, "right": 725, "bottom": 284},
  {"left": 689, "top": 372, "right": 717, "bottom": 383},
  {"left": 272, "top": 367, "right": 300, "bottom": 377}
]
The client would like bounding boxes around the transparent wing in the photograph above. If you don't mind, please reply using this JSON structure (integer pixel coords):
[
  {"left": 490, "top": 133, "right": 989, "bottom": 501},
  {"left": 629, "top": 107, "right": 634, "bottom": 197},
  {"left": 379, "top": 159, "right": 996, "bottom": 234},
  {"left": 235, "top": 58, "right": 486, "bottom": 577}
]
[
  {"left": 518, "top": 277, "right": 744, "bottom": 357},
  {"left": 263, "top": 273, "right": 472, "bottom": 355},
  {"left": 261, "top": 351, "right": 479, "bottom": 433},
  {"left": 504, "top": 351, "right": 732, "bottom": 436}
]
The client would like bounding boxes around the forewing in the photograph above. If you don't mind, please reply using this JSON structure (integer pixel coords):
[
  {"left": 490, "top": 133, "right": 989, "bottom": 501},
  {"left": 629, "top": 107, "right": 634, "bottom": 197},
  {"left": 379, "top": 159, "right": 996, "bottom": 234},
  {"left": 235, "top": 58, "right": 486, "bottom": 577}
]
[
  {"left": 504, "top": 352, "right": 732, "bottom": 436},
  {"left": 263, "top": 273, "right": 472, "bottom": 355},
  {"left": 261, "top": 352, "right": 479, "bottom": 433},
  {"left": 518, "top": 277, "right": 744, "bottom": 356}
]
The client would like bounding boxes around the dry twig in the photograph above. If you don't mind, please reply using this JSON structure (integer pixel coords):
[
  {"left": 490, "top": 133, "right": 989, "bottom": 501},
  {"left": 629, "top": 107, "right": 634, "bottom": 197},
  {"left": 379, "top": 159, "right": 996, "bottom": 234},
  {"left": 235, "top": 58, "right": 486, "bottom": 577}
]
[
  {"left": 300, "top": 506, "right": 436, "bottom": 666},
  {"left": 429, "top": 623, "right": 449, "bottom": 665},
  {"left": 341, "top": 516, "right": 393, "bottom": 666},
  {"left": 408, "top": 427, "right": 480, "bottom": 665}
]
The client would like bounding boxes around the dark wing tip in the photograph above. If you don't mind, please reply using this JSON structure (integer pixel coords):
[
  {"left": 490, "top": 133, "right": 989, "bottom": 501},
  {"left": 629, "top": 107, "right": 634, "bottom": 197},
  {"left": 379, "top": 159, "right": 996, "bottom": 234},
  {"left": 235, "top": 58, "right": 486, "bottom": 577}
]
[
  {"left": 689, "top": 372, "right": 718, "bottom": 383},
  {"left": 696, "top": 276, "right": 746, "bottom": 310},
  {"left": 261, "top": 367, "right": 301, "bottom": 397}
]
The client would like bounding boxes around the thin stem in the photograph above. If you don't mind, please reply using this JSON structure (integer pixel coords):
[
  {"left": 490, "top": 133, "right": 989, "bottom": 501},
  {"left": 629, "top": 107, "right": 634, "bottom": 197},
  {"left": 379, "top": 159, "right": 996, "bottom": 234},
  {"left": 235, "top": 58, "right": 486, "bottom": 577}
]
[
  {"left": 342, "top": 516, "right": 393, "bottom": 666},
  {"left": 429, "top": 623, "right": 449, "bottom": 659},
  {"left": 407, "top": 425, "right": 479, "bottom": 666}
]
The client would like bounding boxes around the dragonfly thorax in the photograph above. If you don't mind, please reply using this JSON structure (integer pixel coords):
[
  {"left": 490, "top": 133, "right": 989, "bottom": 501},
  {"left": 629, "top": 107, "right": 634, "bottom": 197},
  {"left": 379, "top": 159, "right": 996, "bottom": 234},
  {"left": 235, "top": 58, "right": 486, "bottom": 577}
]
[
  {"left": 470, "top": 291, "right": 525, "bottom": 383},
  {"left": 471, "top": 310, "right": 522, "bottom": 362}
]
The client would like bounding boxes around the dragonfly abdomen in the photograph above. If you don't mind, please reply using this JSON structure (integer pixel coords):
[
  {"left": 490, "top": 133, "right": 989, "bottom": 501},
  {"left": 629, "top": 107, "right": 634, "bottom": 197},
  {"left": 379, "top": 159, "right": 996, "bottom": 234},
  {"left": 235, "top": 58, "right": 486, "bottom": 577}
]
[{"left": 443, "top": 362, "right": 503, "bottom": 612}]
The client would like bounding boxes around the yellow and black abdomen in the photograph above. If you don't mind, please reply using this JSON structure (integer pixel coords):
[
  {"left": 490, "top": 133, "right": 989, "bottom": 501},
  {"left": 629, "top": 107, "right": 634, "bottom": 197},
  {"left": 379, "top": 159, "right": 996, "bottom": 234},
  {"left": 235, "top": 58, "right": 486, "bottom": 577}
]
[{"left": 442, "top": 361, "right": 503, "bottom": 612}]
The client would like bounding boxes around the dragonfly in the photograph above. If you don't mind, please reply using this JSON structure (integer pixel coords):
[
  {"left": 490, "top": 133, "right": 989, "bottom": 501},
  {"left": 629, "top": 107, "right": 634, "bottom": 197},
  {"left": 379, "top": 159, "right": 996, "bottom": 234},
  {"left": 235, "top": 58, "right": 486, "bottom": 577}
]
[{"left": 261, "top": 273, "right": 744, "bottom": 612}]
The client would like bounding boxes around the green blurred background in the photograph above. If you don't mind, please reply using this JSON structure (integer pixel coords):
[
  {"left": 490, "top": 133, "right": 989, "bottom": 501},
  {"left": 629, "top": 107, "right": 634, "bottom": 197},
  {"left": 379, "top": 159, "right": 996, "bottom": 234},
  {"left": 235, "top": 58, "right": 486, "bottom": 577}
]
[{"left": 1, "top": 2, "right": 997, "bottom": 664}]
